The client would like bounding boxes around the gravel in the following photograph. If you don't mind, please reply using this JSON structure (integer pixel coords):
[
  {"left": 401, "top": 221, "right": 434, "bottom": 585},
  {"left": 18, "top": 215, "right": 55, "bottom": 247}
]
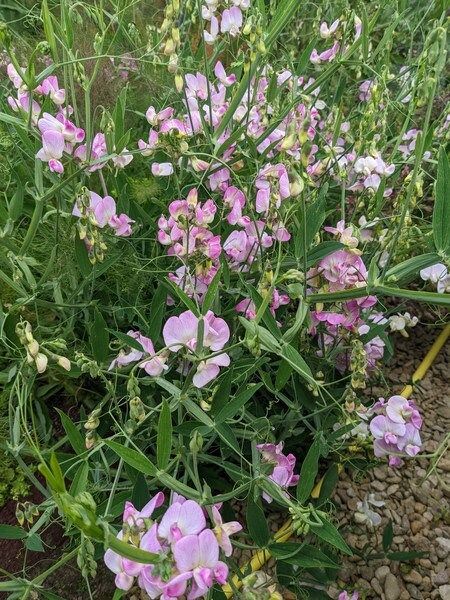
[{"left": 329, "top": 318, "right": 450, "bottom": 599}]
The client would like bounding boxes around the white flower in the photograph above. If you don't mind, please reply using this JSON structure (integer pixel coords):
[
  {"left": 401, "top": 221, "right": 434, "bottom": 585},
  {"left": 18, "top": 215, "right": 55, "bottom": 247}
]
[
  {"left": 420, "top": 263, "right": 447, "bottom": 284},
  {"left": 355, "top": 494, "right": 385, "bottom": 527}
]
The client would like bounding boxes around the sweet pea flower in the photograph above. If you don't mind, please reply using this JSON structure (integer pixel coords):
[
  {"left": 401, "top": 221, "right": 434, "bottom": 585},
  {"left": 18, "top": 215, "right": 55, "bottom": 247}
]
[
  {"left": 437, "top": 274, "right": 450, "bottom": 294},
  {"left": 8, "top": 92, "right": 41, "bottom": 124},
  {"left": 163, "top": 310, "right": 230, "bottom": 387},
  {"left": 257, "top": 442, "right": 299, "bottom": 503},
  {"left": 112, "top": 148, "right": 133, "bottom": 169},
  {"left": 211, "top": 505, "right": 242, "bottom": 556},
  {"left": 324, "top": 220, "right": 359, "bottom": 248},
  {"left": 318, "top": 250, "right": 368, "bottom": 291},
  {"left": 36, "top": 130, "right": 65, "bottom": 172},
  {"left": 338, "top": 592, "right": 359, "bottom": 600},
  {"left": 214, "top": 61, "right": 236, "bottom": 86},
  {"left": 104, "top": 532, "right": 135, "bottom": 591},
  {"left": 138, "top": 130, "right": 159, "bottom": 155},
  {"left": 370, "top": 415, "right": 405, "bottom": 445},
  {"left": 386, "top": 396, "right": 422, "bottom": 429},
  {"left": 173, "top": 529, "right": 228, "bottom": 599},
  {"left": 37, "top": 75, "right": 65, "bottom": 105},
  {"left": 319, "top": 19, "right": 339, "bottom": 39},
  {"left": 220, "top": 6, "right": 243, "bottom": 36},
  {"left": 158, "top": 499, "right": 206, "bottom": 543},
  {"left": 310, "top": 41, "right": 339, "bottom": 64},
  {"left": 420, "top": 263, "right": 447, "bottom": 284},
  {"left": 204, "top": 15, "right": 219, "bottom": 44},
  {"left": 152, "top": 162, "right": 174, "bottom": 176},
  {"left": 354, "top": 494, "right": 385, "bottom": 527},
  {"left": 109, "top": 213, "right": 135, "bottom": 237}
]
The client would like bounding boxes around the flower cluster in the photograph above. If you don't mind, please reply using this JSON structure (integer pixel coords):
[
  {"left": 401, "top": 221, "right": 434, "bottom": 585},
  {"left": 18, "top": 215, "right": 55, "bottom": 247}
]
[
  {"left": 158, "top": 189, "right": 220, "bottom": 301},
  {"left": 109, "top": 310, "right": 230, "bottom": 388},
  {"left": 366, "top": 395, "right": 423, "bottom": 467},
  {"left": 105, "top": 492, "right": 241, "bottom": 598},
  {"left": 202, "top": 0, "right": 250, "bottom": 45},
  {"left": 307, "top": 245, "right": 385, "bottom": 377},
  {"left": 257, "top": 442, "right": 299, "bottom": 503},
  {"left": 72, "top": 190, "right": 134, "bottom": 237}
]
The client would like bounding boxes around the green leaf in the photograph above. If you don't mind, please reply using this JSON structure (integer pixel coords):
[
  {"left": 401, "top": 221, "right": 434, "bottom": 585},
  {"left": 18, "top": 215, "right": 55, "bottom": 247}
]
[
  {"left": 246, "top": 499, "right": 269, "bottom": 547},
  {"left": 0, "top": 525, "right": 27, "bottom": 540},
  {"left": 89, "top": 307, "right": 109, "bottom": 363},
  {"left": 317, "top": 464, "right": 340, "bottom": 505},
  {"left": 210, "top": 368, "right": 233, "bottom": 416},
  {"left": 157, "top": 400, "right": 172, "bottom": 470},
  {"left": 74, "top": 233, "right": 92, "bottom": 277},
  {"left": 163, "top": 279, "right": 199, "bottom": 315},
  {"left": 25, "top": 533, "right": 44, "bottom": 552},
  {"left": 56, "top": 409, "right": 85, "bottom": 455},
  {"left": 433, "top": 148, "right": 450, "bottom": 256},
  {"left": 282, "top": 299, "right": 308, "bottom": 343},
  {"left": 310, "top": 518, "right": 352, "bottom": 555},
  {"left": 132, "top": 473, "right": 150, "bottom": 509},
  {"left": 201, "top": 268, "right": 222, "bottom": 315},
  {"left": 297, "top": 438, "right": 321, "bottom": 504},
  {"left": 215, "top": 383, "right": 262, "bottom": 424},
  {"left": 8, "top": 184, "right": 24, "bottom": 221},
  {"left": 148, "top": 285, "right": 167, "bottom": 341},
  {"left": 280, "top": 344, "right": 316, "bottom": 386},
  {"left": 269, "top": 543, "right": 339, "bottom": 569},
  {"left": 69, "top": 461, "right": 89, "bottom": 496},
  {"left": 41, "top": 0, "right": 58, "bottom": 60},
  {"left": 106, "top": 441, "right": 157, "bottom": 477},
  {"left": 382, "top": 519, "right": 394, "bottom": 552},
  {"left": 385, "top": 253, "right": 441, "bottom": 285},
  {"left": 275, "top": 360, "right": 292, "bottom": 391},
  {"left": 387, "top": 550, "right": 426, "bottom": 561}
]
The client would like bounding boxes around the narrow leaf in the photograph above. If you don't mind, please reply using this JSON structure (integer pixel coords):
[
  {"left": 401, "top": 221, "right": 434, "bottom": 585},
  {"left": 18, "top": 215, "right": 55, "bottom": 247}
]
[
  {"left": 157, "top": 400, "right": 172, "bottom": 470},
  {"left": 246, "top": 499, "right": 269, "bottom": 547}
]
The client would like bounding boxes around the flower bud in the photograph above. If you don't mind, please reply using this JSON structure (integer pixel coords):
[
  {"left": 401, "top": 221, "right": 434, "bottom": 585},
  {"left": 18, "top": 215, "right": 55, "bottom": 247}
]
[
  {"left": 35, "top": 353, "right": 48, "bottom": 373},
  {"left": 57, "top": 356, "right": 71, "bottom": 371},
  {"left": 27, "top": 339, "right": 40, "bottom": 357}
]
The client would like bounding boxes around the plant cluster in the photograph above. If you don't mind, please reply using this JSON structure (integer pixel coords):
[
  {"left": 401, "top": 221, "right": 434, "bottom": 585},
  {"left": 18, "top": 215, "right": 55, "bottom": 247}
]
[{"left": 0, "top": 0, "right": 448, "bottom": 599}]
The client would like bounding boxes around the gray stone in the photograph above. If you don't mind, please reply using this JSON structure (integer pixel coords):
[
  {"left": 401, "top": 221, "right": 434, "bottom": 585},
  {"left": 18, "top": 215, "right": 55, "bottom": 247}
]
[
  {"left": 436, "top": 537, "right": 450, "bottom": 555},
  {"left": 385, "top": 573, "right": 401, "bottom": 600},
  {"left": 402, "top": 569, "right": 422, "bottom": 585},
  {"left": 375, "top": 565, "right": 390, "bottom": 583},
  {"left": 439, "top": 585, "right": 450, "bottom": 600}
]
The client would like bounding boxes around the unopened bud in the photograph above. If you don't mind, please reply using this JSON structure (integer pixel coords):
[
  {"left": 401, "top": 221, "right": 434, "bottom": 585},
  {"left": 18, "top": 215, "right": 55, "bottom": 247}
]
[{"left": 35, "top": 353, "right": 48, "bottom": 373}]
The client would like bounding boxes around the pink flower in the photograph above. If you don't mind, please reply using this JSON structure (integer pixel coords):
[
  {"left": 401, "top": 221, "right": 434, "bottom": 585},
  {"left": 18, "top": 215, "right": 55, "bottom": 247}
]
[
  {"left": 158, "top": 499, "right": 206, "bottom": 543},
  {"left": 109, "top": 213, "right": 135, "bottom": 237},
  {"left": 220, "top": 6, "right": 243, "bottom": 36},
  {"left": 36, "top": 129, "right": 65, "bottom": 172},
  {"left": 138, "top": 130, "right": 159, "bottom": 155},
  {"left": 420, "top": 263, "right": 447, "bottom": 284},
  {"left": 319, "top": 19, "right": 339, "bottom": 39},
  {"left": 112, "top": 149, "right": 133, "bottom": 169},
  {"left": 151, "top": 162, "right": 174, "bottom": 176},
  {"left": 211, "top": 505, "right": 242, "bottom": 556},
  {"left": 214, "top": 61, "right": 236, "bottom": 86},
  {"left": 104, "top": 532, "right": 135, "bottom": 591},
  {"left": 257, "top": 442, "right": 299, "bottom": 503},
  {"left": 310, "top": 41, "right": 339, "bottom": 64},
  {"left": 370, "top": 415, "right": 405, "bottom": 445},
  {"left": 37, "top": 76, "right": 66, "bottom": 105},
  {"left": 204, "top": 16, "right": 219, "bottom": 44},
  {"left": 163, "top": 310, "right": 230, "bottom": 388},
  {"left": 318, "top": 250, "right": 368, "bottom": 291},
  {"left": 173, "top": 529, "right": 228, "bottom": 599}
]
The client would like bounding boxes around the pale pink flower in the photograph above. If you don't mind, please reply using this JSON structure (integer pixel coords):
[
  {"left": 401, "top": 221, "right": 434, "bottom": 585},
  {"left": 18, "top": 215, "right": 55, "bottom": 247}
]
[
  {"left": 204, "top": 16, "right": 219, "bottom": 44},
  {"left": 151, "top": 162, "right": 174, "bottom": 176},
  {"left": 158, "top": 499, "right": 206, "bottom": 543},
  {"left": 37, "top": 76, "right": 65, "bottom": 105},
  {"left": 211, "top": 505, "right": 242, "bottom": 556},
  {"left": 109, "top": 213, "right": 135, "bottom": 237},
  {"left": 173, "top": 529, "right": 229, "bottom": 599},
  {"left": 319, "top": 19, "right": 339, "bottom": 39},
  {"left": 220, "top": 6, "right": 243, "bottom": 36},
  {"left": 214, "top": 61, "right": 236, "bottom": 86}
]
